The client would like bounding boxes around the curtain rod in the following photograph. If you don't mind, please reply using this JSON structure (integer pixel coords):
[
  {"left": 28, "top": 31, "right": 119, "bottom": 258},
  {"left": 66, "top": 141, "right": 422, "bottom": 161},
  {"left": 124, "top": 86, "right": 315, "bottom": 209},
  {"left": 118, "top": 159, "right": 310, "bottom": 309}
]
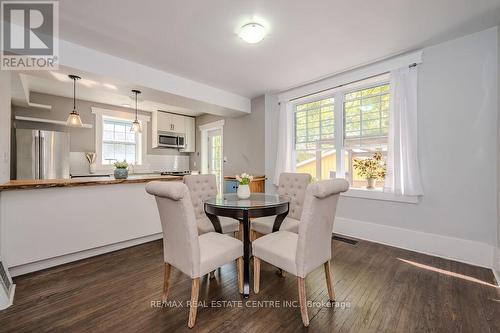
[{"left": 284, "top": 62, "right": 418, "bottom": 103}]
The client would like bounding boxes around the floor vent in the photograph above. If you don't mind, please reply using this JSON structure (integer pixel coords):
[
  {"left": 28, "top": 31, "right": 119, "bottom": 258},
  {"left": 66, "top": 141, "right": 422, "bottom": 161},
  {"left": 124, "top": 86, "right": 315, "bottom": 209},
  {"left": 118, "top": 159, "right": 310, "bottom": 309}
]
[
  {"left": 0, "top": 261, "right": 12, "bottom": 294},
  {"left": 332, "top": 235, "right": 359, "bottom": 245}
]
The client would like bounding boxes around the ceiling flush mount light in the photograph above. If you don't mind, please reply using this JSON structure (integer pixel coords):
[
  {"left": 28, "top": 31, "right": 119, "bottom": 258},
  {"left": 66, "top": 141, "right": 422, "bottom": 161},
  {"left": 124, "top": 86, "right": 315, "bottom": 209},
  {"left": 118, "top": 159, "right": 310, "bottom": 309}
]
[
  {"left": 66, "top": 75, "right": 83, "bottom": 127},
  {"left": 130, "top": 89, "right": 142, "bottom": 133},
  {"left": 238, "top": 23, "right": 266, "bottom": 44}
]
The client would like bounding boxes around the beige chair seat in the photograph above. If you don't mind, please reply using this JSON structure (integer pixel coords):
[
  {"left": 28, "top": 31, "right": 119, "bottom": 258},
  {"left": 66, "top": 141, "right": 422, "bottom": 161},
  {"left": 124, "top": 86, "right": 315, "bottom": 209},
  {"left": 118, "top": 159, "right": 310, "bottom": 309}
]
[
  {"left": 252, "top": 231, "right": 298, "bottom": 275},
  {"left": 197, "top": 216, "right": 240, "bottom": 235},
  {"left": 251, "top": 216, "right": 299, "bottom": 234},
  {"left": 199, "top": 232, "right": 243, "bottom": 276}
]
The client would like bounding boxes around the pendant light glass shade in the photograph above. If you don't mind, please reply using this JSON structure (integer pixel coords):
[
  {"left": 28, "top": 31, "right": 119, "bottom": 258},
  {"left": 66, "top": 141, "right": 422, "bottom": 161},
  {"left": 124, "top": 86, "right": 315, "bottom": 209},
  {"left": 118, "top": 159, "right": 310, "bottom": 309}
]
[
  {"left": 130, "top": 89, "right": 142, "bottom": 133},
  {"left": 67, "top": 75, "right": 83, "bottom": 127},
  {"left": 131, "top": 120, "right": 142, "bottom": 133},
  {"left": 67, "top": 111, "right": 83, "bottom": 127}
]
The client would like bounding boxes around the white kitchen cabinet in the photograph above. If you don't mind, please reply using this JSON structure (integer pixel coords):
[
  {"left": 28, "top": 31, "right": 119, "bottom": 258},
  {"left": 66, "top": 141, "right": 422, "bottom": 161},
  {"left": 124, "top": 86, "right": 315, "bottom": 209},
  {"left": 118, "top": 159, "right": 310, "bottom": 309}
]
[
  {"left": 156, "top": 111, "right": 185, "bottom": 133},
  {"left": 170, "top": 114, "right": 185, "bottom": 134},
  {"left": 180, "top": 116, "right": 195, "bottom": 153}
]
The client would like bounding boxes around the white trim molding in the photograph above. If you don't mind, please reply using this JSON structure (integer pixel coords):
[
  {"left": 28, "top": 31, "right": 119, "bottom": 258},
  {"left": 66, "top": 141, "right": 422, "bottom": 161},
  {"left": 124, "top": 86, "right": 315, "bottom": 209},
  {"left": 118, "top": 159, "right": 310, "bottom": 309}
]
[
  {"left": 198, "top": 119, "right": 225, "bottom": 131},
  {"left": 341, "top": 188, "right": 419, "bottom": 204},
  {"left": 8, "top": 234, "right": 162, "bottom": 277},
  {"left": 493, "top": 247, "right": 500, "bottom": 285},
  {"left": 199, "top": 120, "right": 225, "bottom": 176},
  {"left": 334, "top": 217, "right": 495, "bottom": 270},
  {"left": 91, "top": 107, "right": 151, "bottom": 169}
]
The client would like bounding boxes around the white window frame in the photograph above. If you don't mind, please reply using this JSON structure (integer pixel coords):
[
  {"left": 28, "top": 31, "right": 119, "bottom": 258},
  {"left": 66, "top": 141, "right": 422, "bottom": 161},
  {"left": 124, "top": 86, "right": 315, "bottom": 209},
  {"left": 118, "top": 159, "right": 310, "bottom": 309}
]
[
  {"left": 292, "top": 77, "right": 418, "bottom": 203},
  {"left": 92, "top": 107, "right": 150, "bottom": 171}
]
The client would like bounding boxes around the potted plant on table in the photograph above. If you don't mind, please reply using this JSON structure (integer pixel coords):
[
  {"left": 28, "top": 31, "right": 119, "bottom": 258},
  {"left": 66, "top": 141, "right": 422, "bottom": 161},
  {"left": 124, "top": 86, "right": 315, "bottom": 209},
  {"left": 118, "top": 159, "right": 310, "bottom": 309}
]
[
  {"left": 113, "top": 161, "right": 129, "bottom": 179},
  {"left": 353, "top": 152, "right": 386, "bottom": 189},
  {"left": 235, "top": 173, "right": 253, "bottom": 199}
]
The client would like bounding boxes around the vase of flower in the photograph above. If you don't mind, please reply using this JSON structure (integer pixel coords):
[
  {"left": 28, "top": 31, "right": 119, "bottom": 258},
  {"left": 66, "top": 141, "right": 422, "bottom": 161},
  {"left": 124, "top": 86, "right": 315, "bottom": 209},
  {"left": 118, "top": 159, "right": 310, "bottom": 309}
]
[
  {"left": 113, "top": 161, "right": 129, "bottom": 179},
  {"left": 353, "top": 152, "right": 386, "bottom": 190},
  {"left": 367, "top": 178, "right": 376, "bottom": 189},
  {"left": 85, "top": 152, "right": 96, "bottom": 174},
  {"left": 235, "top": 173, "right": 253, "bottom": 199}
]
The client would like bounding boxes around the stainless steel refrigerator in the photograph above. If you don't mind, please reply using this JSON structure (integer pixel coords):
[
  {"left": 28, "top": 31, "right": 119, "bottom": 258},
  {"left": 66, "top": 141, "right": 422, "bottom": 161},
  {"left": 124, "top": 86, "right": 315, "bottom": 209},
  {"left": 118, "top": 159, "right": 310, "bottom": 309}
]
[{"left": 16, "top": 129, "right": 70, "bottom": 180}]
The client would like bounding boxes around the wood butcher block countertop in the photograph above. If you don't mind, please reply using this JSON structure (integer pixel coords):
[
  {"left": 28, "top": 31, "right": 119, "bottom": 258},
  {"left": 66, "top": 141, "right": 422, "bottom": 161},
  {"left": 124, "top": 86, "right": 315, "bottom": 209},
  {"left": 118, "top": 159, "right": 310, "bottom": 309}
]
[
  {"left": 223, "top": 175, "right": 266, "bottom": 181},
  {"left": 0, "top": 175, "right": 183, "bottom": 191}
]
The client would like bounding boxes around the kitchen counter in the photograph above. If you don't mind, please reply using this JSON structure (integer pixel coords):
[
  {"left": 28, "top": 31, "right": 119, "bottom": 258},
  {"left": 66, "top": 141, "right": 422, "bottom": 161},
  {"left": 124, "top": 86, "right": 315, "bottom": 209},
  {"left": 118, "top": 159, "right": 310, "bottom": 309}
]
[
  {"left": 223, "top": 175, "right": 266, "bottom": 181},
  {"left": 0, "top": 174, "right": 182, "bottom": 191}
]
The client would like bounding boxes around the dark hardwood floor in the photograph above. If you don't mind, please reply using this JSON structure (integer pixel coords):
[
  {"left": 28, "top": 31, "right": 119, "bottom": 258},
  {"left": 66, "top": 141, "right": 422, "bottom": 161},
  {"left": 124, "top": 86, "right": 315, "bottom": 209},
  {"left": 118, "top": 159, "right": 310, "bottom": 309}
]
[{"left": 0, "top": 238, "right": 499, "bottom": 332}]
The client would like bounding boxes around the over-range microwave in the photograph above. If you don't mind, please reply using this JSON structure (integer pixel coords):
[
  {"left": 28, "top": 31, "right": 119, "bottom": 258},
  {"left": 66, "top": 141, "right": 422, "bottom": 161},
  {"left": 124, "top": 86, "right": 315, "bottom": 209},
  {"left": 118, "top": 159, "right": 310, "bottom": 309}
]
[{"left": 157, "top": 131, "right": 185, "bottom": 149}]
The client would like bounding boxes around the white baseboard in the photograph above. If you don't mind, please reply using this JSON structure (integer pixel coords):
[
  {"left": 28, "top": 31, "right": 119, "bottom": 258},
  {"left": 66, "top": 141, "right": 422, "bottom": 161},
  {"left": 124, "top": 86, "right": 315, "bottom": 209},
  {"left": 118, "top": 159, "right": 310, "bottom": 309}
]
[
  {"left": 493, "top": 247, "right": 500, "bottom": 285},
  {"left": 334, "top": 217, "right": 494, "bottom": 269},
  {"left": 0, "top": 284, "right": 15, "bottom": 311},
  {"left": 9, "top": 233, "right": 163, "bottom": 277}
]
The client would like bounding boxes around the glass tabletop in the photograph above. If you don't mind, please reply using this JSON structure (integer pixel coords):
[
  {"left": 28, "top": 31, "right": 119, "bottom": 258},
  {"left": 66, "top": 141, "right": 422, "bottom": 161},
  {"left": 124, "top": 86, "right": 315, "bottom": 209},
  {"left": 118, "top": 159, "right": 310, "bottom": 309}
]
[{"left": 204, "top": 193, "right": 290, "bottom": 209}]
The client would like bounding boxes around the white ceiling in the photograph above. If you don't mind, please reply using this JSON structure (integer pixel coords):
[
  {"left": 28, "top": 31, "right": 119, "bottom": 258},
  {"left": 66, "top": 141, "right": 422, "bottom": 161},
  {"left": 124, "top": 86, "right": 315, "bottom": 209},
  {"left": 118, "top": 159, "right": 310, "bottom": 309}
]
[{"left": 58, "top": 0, "right": 500, "bottom": 98}]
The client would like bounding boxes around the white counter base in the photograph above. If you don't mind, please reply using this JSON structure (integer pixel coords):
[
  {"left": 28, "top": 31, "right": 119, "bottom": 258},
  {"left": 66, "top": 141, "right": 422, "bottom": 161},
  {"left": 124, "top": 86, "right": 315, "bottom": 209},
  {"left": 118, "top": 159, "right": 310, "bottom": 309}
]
[{"left": 1, "top": 183, "right": 164, "bottom": 276}]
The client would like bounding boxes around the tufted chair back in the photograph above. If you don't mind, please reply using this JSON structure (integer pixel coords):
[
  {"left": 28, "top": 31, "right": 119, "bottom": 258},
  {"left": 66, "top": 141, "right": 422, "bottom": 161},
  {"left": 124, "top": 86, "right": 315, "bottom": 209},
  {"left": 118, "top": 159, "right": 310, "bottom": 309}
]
[
  {"left": 184, "top": 174, "right": 218, "bottom": 220},
  {"left": 295, "top": 179, "right": 349, "bottom": 277},
  {"left": 146, "top": 181, "right": 202, "bottom": 278},
  {"left": 277, "top": 173, "right": 312, "bottom": 220}
]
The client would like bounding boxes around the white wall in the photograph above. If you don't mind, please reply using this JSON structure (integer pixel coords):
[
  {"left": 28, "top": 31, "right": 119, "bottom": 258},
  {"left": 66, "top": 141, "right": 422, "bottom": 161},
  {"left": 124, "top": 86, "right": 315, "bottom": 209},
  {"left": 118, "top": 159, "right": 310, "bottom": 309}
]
[
  {"left": 496, "top": 24, "right": 500, "bottom": 278},
  {"left": 191, "top": 96, "right": 266, "bottom": 177},
  {"left": 0, "top": 71, "right": 11, "bottom": 182},
  {"left": 268, "top": 27, "right": 498, "bottom": 268},
  {"left": 0, "top": 71, "right": 12, "bottom": 309}
]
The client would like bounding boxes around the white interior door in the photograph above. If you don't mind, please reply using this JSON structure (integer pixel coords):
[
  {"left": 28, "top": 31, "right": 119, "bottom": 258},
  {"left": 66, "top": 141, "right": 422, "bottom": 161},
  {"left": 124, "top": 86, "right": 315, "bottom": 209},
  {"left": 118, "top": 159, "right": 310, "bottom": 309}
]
[{"left": 207, "top": 128, "right": 223, "bottom": 193}]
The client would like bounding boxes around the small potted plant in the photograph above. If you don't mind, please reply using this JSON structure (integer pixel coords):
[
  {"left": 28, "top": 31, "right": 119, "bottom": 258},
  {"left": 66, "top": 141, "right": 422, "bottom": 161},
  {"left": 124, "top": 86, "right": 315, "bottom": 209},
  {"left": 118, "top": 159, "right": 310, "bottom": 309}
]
[
  {"left": 235, "top": 173, "right": 253, "bottom": 199},
  {"left": 113, "top": 161, "right": 129, "bottom": 179},
  {"left": 353, "top": 152, "right": 386, "bottom": 189}
]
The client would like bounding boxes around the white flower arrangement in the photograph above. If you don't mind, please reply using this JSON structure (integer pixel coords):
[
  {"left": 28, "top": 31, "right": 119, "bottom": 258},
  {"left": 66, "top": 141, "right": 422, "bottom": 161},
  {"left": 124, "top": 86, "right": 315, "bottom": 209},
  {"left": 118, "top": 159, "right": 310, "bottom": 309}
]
[{"left": 235, "top": 173, "right": 253, "bottom": 185}]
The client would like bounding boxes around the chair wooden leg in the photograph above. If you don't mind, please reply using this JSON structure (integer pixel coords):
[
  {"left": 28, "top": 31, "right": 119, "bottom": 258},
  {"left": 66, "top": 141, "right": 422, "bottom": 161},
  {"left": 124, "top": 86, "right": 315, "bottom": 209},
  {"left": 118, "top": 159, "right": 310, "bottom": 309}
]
[
  {"left": 237, "top": 257, "right": 244, "bottom": 294},
  {"left": 298, "top": 277, "right": 309, "bottom": 327},
  {"left": 254, "top": 257, "right": 261, "bottom": 294},
  {"left": 324, "top": 261, "right": 335, "bottom": 301},
  {"left": 239, "top": 223, "right": 244, "bottom": 241},
  {"left": 162, "top": 263, "right": 171, "bottom": 302},
  {"left": 250, "top": 229, "right": 256, "bottom": 241},
  {"left": 188, "top": 278, "right": 200, "bottom": 328}
]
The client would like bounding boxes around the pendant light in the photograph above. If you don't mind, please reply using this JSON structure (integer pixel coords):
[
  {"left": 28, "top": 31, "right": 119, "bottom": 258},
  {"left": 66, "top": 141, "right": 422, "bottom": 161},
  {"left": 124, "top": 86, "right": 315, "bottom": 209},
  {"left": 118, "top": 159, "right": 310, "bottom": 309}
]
[
  {"left": 130, "top": 89, "right": 142, "bottom": 133},
  {"left": 66, "top": 75, "right": 83, "bottom": 127}
]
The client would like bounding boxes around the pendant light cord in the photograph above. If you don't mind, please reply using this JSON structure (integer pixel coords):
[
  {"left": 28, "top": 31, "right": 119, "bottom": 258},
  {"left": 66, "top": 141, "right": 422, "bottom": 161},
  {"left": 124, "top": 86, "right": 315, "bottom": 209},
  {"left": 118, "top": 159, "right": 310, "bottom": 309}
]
[
  {"left": 135, "top": 91, "right": 138, "bottom": 120},
  {"left": 73, "top": 77, "right": 76, "bottom": 112}
]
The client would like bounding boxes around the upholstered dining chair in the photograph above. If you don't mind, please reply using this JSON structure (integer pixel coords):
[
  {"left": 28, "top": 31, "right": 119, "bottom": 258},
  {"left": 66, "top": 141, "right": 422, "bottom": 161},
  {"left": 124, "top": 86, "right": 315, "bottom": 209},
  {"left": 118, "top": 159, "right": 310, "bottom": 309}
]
[
  {"left": 146, "top": 181, "right": 244, "bottom": 329},
  {"left": 184, "top": 174, "right": 241, "bottom": 237},
  {"left": 250, "top": 173, "right": 311, "bottom": 240},
  {"left": 252, "top": 178, "right": 349, "bottom": 327}
]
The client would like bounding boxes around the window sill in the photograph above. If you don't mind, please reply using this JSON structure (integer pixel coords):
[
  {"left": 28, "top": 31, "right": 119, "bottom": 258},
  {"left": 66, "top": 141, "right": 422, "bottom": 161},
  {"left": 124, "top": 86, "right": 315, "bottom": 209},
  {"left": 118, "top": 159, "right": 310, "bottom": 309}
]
[{"left": 341, "top": 188, "right": 420, "bottom": 204}]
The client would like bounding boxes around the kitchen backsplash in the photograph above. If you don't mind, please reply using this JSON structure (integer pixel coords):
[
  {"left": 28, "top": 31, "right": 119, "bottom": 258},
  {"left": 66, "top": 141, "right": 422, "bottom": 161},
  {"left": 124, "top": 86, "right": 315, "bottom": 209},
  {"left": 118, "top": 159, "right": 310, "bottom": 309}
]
[{"left": 70, "top": 152, "right": 190, "bottom": 175}]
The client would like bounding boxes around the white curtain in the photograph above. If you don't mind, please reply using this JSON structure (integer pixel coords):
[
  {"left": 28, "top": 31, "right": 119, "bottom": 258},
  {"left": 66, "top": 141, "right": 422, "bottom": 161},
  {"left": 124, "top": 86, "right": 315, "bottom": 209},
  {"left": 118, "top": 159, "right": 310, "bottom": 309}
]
[
  {"left": 273, "top": 101, "right": 295, "bottom": 185},
  {"left": 384, "top": 66, "right": 424, "bottom": 196}
]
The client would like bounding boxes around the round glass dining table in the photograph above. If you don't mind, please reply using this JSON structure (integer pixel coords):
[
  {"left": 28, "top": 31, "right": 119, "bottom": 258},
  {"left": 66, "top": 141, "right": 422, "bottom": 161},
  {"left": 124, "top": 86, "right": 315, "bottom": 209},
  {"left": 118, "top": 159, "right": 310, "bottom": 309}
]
[{"left": 204, "top": 193, "right": 290, "bottom": 297}]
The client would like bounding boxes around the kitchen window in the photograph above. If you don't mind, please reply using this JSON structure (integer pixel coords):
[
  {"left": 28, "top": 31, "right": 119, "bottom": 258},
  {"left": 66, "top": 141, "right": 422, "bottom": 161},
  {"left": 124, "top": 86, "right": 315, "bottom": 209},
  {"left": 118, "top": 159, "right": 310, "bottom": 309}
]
[
  {"left": 102, "top": 118, "right": 141, "bottom": 165},
  {"left": 92, "top": 107, "right": 150, "bottom": 169},
  {"left": 293, "top": 81, "right": 389, "bottom": 190}
]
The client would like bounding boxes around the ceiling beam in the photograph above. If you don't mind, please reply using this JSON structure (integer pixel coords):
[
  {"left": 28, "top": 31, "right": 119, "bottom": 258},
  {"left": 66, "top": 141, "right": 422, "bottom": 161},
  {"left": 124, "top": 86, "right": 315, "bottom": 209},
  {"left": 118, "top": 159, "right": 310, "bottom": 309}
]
[{"left": 58, "top": 39, "right": 251, "bottom": 114}]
